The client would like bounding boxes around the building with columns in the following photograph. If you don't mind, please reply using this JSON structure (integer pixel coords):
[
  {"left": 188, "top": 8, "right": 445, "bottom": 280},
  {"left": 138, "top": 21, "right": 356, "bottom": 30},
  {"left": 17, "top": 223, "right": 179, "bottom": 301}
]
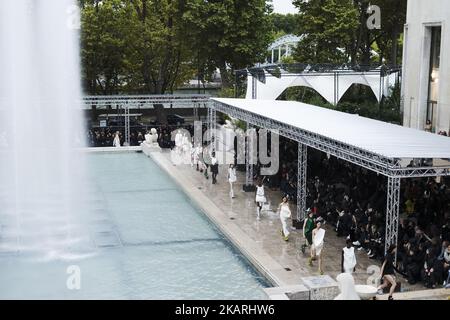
[
  {"left": 266, "top": 34, "right": 302, "bottom": 65},
  {"left": 402, "top": 0, "right": 450, "bottom": 134}
]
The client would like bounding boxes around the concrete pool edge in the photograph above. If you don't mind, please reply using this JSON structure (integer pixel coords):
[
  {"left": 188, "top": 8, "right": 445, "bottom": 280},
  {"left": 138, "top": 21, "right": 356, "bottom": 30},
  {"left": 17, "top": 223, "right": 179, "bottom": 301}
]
[{"left": 143, "top": 149, "right": 293, "bottom": 288}]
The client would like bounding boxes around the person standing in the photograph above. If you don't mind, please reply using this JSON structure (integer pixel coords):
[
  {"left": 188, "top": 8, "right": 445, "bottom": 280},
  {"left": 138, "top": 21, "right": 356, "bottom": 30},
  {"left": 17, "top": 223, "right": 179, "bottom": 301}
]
[
  {"left": 113, "top": 131, "right": 121, "bottom": 147},
  {"left": 377, "top": 244, "right": 397, "bottom": 300},
  {"left": 228, "top": 164, "right": 237, "bottom": 198},
  {"left": 277, "top": 196, "right": 292, "bottom": 241},
  {"left": 309, "top": 220, "right": 326, "bottom": 275},
  {"left": 301, "top": 209, "right": 315, "bottom": 254},
  {"left": 425, "top": 120, "right": 432, "bottom": 132},
  {"left": 342, "top": 239, "right": 357, "bottom": 274},
  {"left": 193, "top": 144, "right": 202, "bottom": 171},
  {"left": 255, "top": 179, "right": 266, "bottom": 220},
  {"left": 211, "top": 152, "right": 219, "bottom": 184},
  {"left": 202, "top": 146, "right": 210, "bottom": 179}
]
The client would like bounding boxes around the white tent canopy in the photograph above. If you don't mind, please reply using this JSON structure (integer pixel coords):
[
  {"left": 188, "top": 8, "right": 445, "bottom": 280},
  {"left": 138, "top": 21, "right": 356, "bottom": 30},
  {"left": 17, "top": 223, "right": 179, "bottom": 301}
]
[
  {"left": 213, "top": 98, "right": 450, "bottom": 160},
  {"left": 245, "top": 71, "right": 398, "bottom": 105}
]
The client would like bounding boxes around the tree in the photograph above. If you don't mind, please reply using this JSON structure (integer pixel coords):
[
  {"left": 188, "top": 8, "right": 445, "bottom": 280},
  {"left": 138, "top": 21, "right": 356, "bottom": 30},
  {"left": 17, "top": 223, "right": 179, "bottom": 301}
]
[
  {"left": 292, "top": 0, "right": 359, "bottom": 64},
  {"left": 269, "top": 13, "right": 298, "bottom": 35},
  {"left": 291, "top": 0, "right": 406, "bottom": 65},
  {"left": 184, "top": 0, "right": 273, "bottom": 88},
  {"left": 125, "top": 0, "right": 195, "bottom": 94},
  {"left": 370, "top": 0, "right": 407, "bottom": 65},
  {"left": 80, "top": 0, "right": 132, "bottom": 94},
  {"left": 80, "top": 0, "right": 272, "bottom": 98}
]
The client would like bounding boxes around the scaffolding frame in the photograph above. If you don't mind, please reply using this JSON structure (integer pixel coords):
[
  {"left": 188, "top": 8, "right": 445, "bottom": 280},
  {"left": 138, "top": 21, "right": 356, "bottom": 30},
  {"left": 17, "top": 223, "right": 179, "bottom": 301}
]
[
  {"left": 82, "top": 95, "right": 210, "bottom": 109},
  {"left": 210, "top": 100, "right": 450, "bottom": 259},
  {"left": 246, "top": 122, "right": 254, "bottom": 187},
  {"left": 385, "top": 177, "right": 401, "bottom": 263},
  {"left": 124, "top": 105, "right": 130, "bottom": 146},
  {"left": 297, "top": 143, "right": 308, "bottom": 221},
  {"left": 207, "top": 106, "right": 217, "bottom": 152}
]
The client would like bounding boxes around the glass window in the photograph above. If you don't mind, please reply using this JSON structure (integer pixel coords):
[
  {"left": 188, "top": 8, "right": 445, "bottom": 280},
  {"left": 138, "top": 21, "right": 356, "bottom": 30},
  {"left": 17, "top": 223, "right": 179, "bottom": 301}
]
[{"left": 426, "top": 26, "right": 441, "bottom": 129}]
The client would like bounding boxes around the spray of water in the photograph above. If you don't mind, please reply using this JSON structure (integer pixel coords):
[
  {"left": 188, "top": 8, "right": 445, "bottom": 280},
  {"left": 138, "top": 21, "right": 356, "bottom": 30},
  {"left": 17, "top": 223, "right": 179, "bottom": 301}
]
[{"left": 0, "top": 0, "right": 93, "bottom": 260}]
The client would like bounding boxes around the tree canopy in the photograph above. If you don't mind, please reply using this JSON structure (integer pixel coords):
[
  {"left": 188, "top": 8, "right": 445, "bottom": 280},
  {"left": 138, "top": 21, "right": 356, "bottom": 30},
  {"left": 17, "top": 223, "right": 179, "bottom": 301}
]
[
  {"left": 292, "top": 0, "right": 407, "bottom": 65},
  {"left": 80, "top": 0, "right": 272, "bottom": 95}
]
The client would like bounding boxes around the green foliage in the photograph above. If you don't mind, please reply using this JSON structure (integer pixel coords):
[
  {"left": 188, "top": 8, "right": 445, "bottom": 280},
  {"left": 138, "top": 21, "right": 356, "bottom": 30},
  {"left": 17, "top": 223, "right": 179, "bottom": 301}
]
[
  {"left": 291, "top": 0, "right": 407, "bottom": 65},
  {"left": 279, "top": 82, "right": 402, "bottom": 123},
  {"left": 81, "top": 0, "right": 133, "bottom": 94},
  {"left": 269, "top": 13, "right": 298, "bottom": 35},
  {"left": 282, "top": 86, "right": 332, "bottom": 108},
  {"left": 184, "top": 0, "right": 273, "bottom": 88},
  {"left": 267, "top": 13, "right": 299, "bottom": 43},
  {"left": 80, "top": 0, "right": 271, "bottom": 94},
  {"left": 218, "top": 87, "right": 237, "bottom": 98},
  {"left": 292, "top": 0, "right": 359, "bottom": 63}
]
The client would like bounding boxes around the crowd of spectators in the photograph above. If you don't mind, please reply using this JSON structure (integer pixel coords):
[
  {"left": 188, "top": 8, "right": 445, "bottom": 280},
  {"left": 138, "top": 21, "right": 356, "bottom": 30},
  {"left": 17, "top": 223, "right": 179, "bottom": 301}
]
[
  {"left": 257, "top": 136, "right": 450, "bottom": 289},
  {"left": 88, "top": 123, "right": 450, "bottom": 288},
  {"left": 87, "top": 124, "right": 198, "bottom": 148}
]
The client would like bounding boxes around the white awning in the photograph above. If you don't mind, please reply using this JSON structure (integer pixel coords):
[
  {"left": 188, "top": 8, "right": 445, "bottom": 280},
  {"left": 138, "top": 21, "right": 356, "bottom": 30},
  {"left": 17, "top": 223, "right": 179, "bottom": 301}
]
[
  {"left": 212, "top": 98, "right": 450, "bottom": 160},
  {"left": 245, "top": 72, "right": 398, "bottom": 105}
]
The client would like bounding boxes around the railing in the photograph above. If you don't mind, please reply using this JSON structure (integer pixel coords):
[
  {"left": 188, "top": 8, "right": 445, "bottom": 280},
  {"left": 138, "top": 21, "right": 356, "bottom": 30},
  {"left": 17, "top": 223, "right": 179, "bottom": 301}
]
[{"left": 82, "top": 94, "right": 211, "bottom": 109}]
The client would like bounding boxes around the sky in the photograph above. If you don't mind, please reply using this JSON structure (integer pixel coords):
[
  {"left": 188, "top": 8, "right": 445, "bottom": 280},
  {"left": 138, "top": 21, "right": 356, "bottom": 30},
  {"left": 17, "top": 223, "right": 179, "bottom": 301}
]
[{"left": 272, "top": 0, "right": 297, "bottom": 14}]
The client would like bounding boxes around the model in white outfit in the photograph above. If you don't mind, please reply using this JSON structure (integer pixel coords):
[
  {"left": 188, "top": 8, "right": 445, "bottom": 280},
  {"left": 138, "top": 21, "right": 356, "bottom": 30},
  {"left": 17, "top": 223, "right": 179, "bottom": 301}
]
[
  {"left": 255, "top": 181, "right": 266, "bottom": 220},
  {"left": 278, "top": 197, "right": 291, "bottom": 241},
  {"left": 174, "top": 131, "right": 182, "bottom": 154},
  {"left": 228, "top": 165, "right": 237, "bottom": 198},
  {"left": 342, "top": 240, "right": 357, "bottom": 274},
  {"left": 195, "top": 145, "right": 202, "bottom": 170},
  {"left": 113, "top": 131, "right": 121, "bottom": 147},
  {"left": 309, "top": 221, "right": 325, "bottom": 274},
  {"left": 334, "top": 273, "right": 360, "bottom": 300}
]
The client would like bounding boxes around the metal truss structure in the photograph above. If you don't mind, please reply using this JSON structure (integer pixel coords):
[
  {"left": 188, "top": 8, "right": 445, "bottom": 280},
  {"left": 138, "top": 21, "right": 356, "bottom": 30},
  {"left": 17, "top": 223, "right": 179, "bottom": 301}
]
[
  {"left": 80, "top": 93, "right": 449, "bottom": 262},
  {"left": 237, "top": 63, "right": 401, "bottom": 78},
  {"left": 82, "top": 94, "right": 210, "bottom": 110},
  {"left": 193, "top": 103, "right": 199, "bottom": 120},
  {"left": 124, "top": 106, "right": 130, "bottom": 146},
  {"left": 84, "top": 94, "right": 210, "bottom": 147},
  {"left": 207, "top": 106, "right": 217, "bottom": 152},
  {"left": 211, "top": 100, "right": 450, "bottom": 259},
  {"left": 385, "top": 177, "right": 401, "bottom": 263},
  {"left": 297, "top": 143, "right": 308, "bottom": 221},
  {"left": 246, "top": 122, "right": 254, "bottom": 187},
  {"left": 236, "top": 63, "right": 402, "bottom": 106},
  {"left": 251, "top": 76, "right": 257, "bottom": 100}
]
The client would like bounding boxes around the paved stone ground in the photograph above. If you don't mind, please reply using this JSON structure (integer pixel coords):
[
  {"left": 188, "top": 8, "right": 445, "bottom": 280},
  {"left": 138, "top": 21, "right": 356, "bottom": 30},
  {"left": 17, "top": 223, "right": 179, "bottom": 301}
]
[
  {"left": 156, "top": 150, "right": 449, "bottom": 298},
  {"left": 164, "top": 152, "right": 379, "bottom": 285}
]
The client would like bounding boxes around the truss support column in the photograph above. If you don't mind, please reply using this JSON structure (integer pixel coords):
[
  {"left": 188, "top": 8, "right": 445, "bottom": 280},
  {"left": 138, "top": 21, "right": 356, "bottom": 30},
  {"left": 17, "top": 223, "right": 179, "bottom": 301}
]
[
  {"left": 207, "top": 106, "right": 217, "bottom": 152},
  {"left": 193, "top": 103, "right": 198, "bottom": 120},
  {"left": 212, "top": 108, "right": 217, "bottom": 152},
  {"left": 252, "top": 75, "right": 257, "bottom": 99},
  {"left": 385, "top": 176, "right": 401, "bottom": 263},
  {"left": 124, "top": 105, "right": 130, "bottom": 146},
  {"left": 297, "top": 143, "right": 308, "bottom": 221},
  {"left": 245, "top": 122, "right": 254, "bottom": 187}
]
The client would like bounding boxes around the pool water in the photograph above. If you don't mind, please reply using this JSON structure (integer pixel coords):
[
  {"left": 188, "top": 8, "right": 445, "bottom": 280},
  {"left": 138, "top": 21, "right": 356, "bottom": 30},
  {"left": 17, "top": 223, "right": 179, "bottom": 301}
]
[{"left": 0, "top": 152, "right": 269, "bottom": 299}]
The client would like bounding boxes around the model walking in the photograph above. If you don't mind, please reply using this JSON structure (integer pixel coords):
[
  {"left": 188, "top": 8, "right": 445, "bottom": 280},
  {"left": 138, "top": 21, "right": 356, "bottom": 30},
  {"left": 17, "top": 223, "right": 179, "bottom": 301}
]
[
  {"left": 341, "top": 239, "right": 357, "bottom": 274},
  {"left": 113, "top": 131, "right": 121, "bottom": 147},
  {"left": 202, "top": 146, "right": 210, "bottom": 179},
  {"left": 309, "top": 220, "right": 325, "bottom": 275},
  {"left": 301, "top": 209, "right": 315, "bottom": 254},
  {"left": 277, "top": 196, "right": 292, "bottom": 241},
  {"left": 377, "top": 244, "right": 397, "bottom": 300},
  {"left": 228, "top": 164, "right": 237, "bottom": 198},
  {"left": 255, "top": 180, "right": 266, "bottom": 220},
  {"left": 211, "top": 152, "right": 218, "bottom": 184}
]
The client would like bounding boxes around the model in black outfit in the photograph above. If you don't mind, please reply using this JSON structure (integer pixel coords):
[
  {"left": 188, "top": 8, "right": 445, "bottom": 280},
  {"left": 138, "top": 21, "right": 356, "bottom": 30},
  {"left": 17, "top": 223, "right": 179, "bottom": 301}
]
[{"left": 377, "top": 244, "right": 397, "bottom": 300}]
